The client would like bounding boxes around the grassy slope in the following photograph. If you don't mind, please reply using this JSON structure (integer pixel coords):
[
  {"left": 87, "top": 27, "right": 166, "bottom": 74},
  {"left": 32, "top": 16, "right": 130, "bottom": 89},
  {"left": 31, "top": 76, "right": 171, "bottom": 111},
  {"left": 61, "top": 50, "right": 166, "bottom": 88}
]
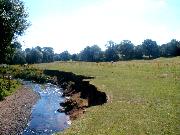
[{"left": 36, "top": 57, "right": 180, "bottom": 135}]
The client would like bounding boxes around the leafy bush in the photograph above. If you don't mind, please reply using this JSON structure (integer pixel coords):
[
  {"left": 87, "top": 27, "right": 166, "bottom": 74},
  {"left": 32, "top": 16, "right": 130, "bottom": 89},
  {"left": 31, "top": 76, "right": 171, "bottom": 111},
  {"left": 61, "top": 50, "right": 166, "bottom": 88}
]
[
  {"left": 0, "top": 65, "right": 49, "bottom": 100},
  {"left": 0, "top": 79, "right": 20, "bottom": 100},
  {"left": 9, "top": 65, "right": 50, "bottom": 83}
]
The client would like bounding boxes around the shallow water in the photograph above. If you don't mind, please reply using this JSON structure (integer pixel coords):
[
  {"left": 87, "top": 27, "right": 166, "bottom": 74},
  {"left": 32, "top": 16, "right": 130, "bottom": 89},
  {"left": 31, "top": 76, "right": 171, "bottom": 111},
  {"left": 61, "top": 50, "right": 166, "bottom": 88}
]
[{"left": 22, "top": 82, "right": 70, "bottom": 135}]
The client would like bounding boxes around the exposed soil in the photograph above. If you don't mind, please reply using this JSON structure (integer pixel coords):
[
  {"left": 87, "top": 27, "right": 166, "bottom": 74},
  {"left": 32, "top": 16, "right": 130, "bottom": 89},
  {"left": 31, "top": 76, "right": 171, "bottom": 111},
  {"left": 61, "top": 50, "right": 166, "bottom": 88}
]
[
  {"left": 44, "top": 70, "right": 107, "bottom": 120},
  {"left": 0, "top": 87, "right": 39, "bottom": 135},
  {"left": 0, "top": 69, "right": 107, "bottom": 134}
]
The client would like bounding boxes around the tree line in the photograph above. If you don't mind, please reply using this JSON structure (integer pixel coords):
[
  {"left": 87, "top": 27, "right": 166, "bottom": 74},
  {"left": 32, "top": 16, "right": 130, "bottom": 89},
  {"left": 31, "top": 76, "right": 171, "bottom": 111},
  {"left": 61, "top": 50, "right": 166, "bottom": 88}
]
[
  {"left": 11, "top": 38, "right": 180, "bottom": 64},
  {"left": 0, "top": 0, "right": 180, "bottom": 64}
]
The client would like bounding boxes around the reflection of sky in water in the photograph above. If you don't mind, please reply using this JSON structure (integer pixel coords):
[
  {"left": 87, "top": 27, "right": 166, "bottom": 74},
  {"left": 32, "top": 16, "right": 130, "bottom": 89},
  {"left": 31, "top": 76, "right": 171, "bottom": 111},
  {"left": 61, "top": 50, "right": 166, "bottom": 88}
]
[{"left": 23, "top": 82, "right": 70, "bottom": 135}]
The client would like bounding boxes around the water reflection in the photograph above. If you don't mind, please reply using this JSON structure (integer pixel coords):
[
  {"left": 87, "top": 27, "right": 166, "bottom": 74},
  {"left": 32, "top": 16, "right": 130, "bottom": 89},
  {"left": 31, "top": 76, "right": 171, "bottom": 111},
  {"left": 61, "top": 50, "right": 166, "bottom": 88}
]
[{"left": 23, "top": 82, "right": 70, "bottom": 135}]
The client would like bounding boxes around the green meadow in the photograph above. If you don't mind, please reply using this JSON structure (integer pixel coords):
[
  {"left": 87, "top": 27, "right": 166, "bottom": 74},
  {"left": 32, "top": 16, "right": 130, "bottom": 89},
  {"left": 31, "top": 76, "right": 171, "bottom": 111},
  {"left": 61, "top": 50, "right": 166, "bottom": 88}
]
[{"left": 35, "top": 57, "right": 180, "bottom": 135}]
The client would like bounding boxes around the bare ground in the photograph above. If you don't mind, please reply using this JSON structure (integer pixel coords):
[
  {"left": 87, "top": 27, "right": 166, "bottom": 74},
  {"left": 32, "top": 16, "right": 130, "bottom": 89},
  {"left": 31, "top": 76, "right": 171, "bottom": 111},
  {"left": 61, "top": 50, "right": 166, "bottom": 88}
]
[{"left": 0, "top": 86, "right": 39, "bottom": 135}]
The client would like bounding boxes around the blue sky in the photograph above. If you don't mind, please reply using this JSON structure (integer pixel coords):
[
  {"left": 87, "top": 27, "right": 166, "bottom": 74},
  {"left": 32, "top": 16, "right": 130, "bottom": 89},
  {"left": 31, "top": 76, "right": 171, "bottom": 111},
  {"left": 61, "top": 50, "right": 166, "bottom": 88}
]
[{"left": 20, "top": 0, "right": 180, "bottom": 53}]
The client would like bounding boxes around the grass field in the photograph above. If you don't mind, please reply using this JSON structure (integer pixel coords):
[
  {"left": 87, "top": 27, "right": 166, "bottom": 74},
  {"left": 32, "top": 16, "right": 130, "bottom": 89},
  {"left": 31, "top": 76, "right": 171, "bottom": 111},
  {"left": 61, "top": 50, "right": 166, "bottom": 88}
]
[{"left": 35, "top": 57, "right": 180, "bottom": 135}]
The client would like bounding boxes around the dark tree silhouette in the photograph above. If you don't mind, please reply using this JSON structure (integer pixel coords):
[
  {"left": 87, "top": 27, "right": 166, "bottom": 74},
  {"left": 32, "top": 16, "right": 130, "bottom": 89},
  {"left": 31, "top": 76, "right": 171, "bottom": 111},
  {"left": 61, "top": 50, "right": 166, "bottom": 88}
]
[
  {"left": 42, "top": 47, "right": 54, "bottom": 62},
  {"left": 118, "top": 40, "right": 134, "bottom": 60},
  {"left": 79, "top": 45, "right": 103, "bottom": 62},
  {"left": 59, "top": 51, "right": 71, "bottom": 61},
  {"left": 142, "top": 39, "right": 159, "bottom": 59},
  {"left": 105, "top": 41, "right": 119, "bottom": 61},
  {"left": 0, "top": 0, "right": 29, "bottom": 63}
]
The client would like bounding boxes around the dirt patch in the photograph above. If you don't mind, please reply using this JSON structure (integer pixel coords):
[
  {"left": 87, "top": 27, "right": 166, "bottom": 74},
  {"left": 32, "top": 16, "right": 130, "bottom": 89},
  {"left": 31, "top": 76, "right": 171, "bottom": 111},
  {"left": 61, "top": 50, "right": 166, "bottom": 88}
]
[
  {"left": 44, "top": 70, "right": 107, "bottom": 120},
  {"left": 0, "top": 86, "right": 39, "bottom": 135}
]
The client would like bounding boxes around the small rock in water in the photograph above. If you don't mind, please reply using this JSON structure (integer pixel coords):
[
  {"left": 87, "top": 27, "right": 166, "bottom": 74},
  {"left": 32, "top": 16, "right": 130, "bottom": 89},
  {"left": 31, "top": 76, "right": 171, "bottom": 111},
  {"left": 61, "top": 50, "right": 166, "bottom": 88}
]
[
  {"left": 65, "top": 97, "right": 70, "bottom": 100},
  {"left": 67, "top": 120, "right": 71, "bottom": 125},
  {"left": 57, "top": 107, "right": 65, "bottom": 113}
]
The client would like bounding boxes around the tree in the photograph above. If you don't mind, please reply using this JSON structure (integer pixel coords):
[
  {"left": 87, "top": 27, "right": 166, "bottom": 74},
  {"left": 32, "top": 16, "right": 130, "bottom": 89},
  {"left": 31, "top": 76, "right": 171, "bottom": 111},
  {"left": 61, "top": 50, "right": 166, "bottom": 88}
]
[
  {"left": 53, "top": 53, "right": 60, "bottom": 61},
  {"left": 159, "top": 39, "right": 180, "bottom": 57},
  {"left": 0, "top": 0, "right": 29, "bottom": 63},
  {"left": 42, "top": 47, "right": 54, "bottom": 63},
  {"left": 79, "top": 45, "right": 103, "bottom": 62},
  {"left": 31, "top": 48, "right": 43, "bottom": 63},
  {"left": 71, "top": 53, "right": 79, "bottom": 61},
  {"left": 12, "top": 49, "right": 26, "bottom": 64},
  {"left": 142, "top": 39, "right": 159, "bottom": 59},
  {"left": 134, "top": 45, "right": 143, "bottom": 59},
  {"left": 104, "top": 41, "right": 119, "bottom": 61},
  {"left": 79, "top": 46, "right": 91, "bottom": 61},
  {"left": 176, "top": 41, "right": 180, "bottom": 56},
  {"left": 118, "top": 40, "right": 134, "bottom": 60},
  {"left": 59, "top": 51, "right": 71, "bottom": 61},
  {"left": 6, "top": 41, "right": 22, "bottom": 64},
  {"left": 167, "top": 39, "right": 180, "bottom": 56},
  {"left": 91, "top": 45, "right": 104, "bottom": 62},
  {"left": 25, "top": 48, "right": 43, "bottom": 64},
  {"left": 35, "top": 46, "right": 42, "bottom": 52}
]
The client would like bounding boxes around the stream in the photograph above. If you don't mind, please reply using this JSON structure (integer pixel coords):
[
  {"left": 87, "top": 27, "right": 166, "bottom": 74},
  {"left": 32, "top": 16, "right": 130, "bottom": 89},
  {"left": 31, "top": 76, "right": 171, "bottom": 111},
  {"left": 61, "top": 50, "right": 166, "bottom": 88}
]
[{"left": 22, "top": 82, "right": 70, "bottom": 135}]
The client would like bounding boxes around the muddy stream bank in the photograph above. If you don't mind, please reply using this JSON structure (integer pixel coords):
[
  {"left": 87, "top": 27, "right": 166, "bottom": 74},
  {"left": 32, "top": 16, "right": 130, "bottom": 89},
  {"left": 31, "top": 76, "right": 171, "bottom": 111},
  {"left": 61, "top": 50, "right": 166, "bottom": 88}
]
[
  {"left": 44, "top": 70, "right": 107, "bottom": 120},
  {"left": 0, "top": 69, "right": 107, "bottom": 135}
]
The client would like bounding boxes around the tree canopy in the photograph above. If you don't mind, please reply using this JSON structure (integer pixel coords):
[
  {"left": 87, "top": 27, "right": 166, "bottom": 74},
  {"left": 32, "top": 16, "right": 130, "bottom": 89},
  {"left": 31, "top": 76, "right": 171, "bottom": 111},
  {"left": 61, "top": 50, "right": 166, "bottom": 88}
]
[
  {"left": 142, "top": 39, "right": 159, "bottom": 59},
  {"left": 11, "top": 38, "right": 180, "bottom": 64},
  {"left": 80, "top": 45, "right": 103, "bottom": 62},
  {"left": 0, "top": 0, "right": 29, "bottom": 63},
  {"left": 118, "top": 40, "right": 134, "bottom": 60},
  {"left": 105, "top": 41, "right": 119, "bottom": 61}
]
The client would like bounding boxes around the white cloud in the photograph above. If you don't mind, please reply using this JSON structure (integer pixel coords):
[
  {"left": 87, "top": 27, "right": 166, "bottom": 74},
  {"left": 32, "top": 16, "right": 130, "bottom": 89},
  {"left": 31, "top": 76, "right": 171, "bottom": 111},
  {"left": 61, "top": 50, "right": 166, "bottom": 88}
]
[{"left": 20, "top": 0, "right": 180, "bottom": 53}]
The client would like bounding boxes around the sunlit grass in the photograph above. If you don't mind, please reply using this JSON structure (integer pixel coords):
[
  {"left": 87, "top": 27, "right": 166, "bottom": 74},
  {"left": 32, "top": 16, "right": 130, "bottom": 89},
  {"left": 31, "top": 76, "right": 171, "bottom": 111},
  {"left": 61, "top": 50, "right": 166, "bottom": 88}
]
[{"left": 35, "top": 57, "right": 180, "bottom": 135}]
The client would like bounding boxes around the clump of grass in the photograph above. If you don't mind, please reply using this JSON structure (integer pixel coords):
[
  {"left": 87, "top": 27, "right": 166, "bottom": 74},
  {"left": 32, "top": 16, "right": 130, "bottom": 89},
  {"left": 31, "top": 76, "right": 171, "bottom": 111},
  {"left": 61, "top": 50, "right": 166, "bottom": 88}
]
[
  {"left": 0, "top": 79, "right": 20, "bottom": 100},
  {"left": 0, "top": 66, "right": 21, "bottom": 100}
]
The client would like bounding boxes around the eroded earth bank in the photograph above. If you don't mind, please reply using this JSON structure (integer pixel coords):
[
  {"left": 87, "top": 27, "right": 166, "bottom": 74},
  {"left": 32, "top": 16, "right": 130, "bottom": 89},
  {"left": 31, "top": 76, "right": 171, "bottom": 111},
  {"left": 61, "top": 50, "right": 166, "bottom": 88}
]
[{"left": 0, "top": 69, "right": 107, "bottom": 134}]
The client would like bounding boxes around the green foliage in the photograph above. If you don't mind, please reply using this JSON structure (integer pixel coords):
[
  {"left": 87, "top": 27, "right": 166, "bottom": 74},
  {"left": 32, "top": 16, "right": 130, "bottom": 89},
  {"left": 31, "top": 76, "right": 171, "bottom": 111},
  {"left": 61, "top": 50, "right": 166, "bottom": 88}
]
[
  {"left": 134, "top": 45, "right": 143, "bottom": 59},
  {"left": 0, "top": 0, "right": 29, "bottom": 63},
  {"left": 71, "top": 54, "right": 79, "bottom": 61},
  {"left": 105, "top": 41, "right": 119, "bottom": 61},
  {"left": 80, "top": 45, "right": 103, "bottom": 62},
  {"left": 26, "top": 48, "right": 43, "bottom": 64},
  {"left": 142, "top": 39, "right": 159, "bottom": 58},
  {"left": 12, "top": 49, "right": 26, "bottom": 64},
  {"left": 0, "top": 79, "right": 6, "bottom": 100},
  {"left": 9, "top": 39, "right": 180, "bottom": 64},
  {"left": 160, "top": 39, "right": 180, "bottom": 57},
  {"left": 58, "top": 51, "right": 71, "bottom": 61},
  {"left": 10, "top": 66, "right": 49, "bottom": 83},
  {"left": 0, "top": 78, "right": 20, "bottom": 100},
  {"left": 0, "top": 66, "right": 15, "bottom": 100},
  {"left": 0, "top": 65, "right": 51, "bottom": 100},
  {"left": 42, "top": 47, "right": 54, "bottom": 62},
  {"left": 118, "top": 40, "right": 134, "bottom": 60},
  {"left": 24, "top": 46, "right": 55, "bottom": 64}
]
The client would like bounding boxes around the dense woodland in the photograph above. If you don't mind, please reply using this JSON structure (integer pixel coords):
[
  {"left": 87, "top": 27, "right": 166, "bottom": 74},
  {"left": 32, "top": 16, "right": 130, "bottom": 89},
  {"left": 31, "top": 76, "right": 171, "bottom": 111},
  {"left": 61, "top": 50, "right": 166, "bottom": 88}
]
[{"left": 0, "top": 0, "right": 180, "bottom": 65}]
